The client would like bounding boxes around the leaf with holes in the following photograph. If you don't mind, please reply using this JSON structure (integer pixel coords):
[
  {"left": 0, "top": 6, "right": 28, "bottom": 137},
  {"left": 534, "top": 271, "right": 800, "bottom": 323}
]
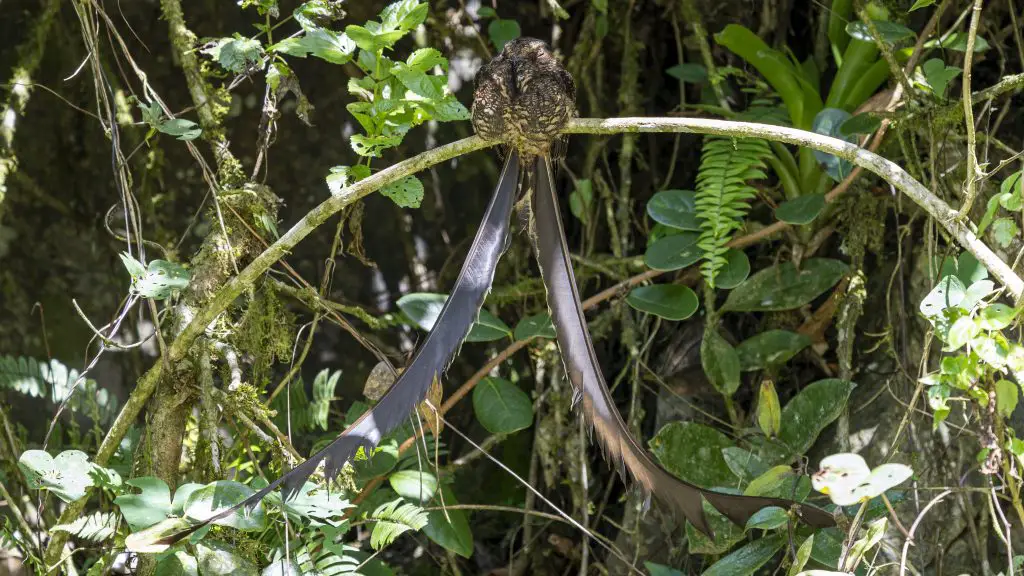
[
  {"left": 473, "top": 377, "right": 533, "bottom": 434},
  {"left": 19, "top": 450, "right": 97, "bottom": 503},
  {"left": 919, "top": 275, "right": 966, "bottom": 318},
  {"left": 381, "top": 175, "right": 424, "bottom": 208},
  {"left": 132, "top": 260, "right": 190, "bottom": 300},
  {"left": 626, "top": 285, "right": 699, "bottom": 321}
]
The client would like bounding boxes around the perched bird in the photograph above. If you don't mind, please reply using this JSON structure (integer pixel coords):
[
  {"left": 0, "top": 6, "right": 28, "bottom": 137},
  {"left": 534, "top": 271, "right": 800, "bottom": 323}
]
[{"left": 154, "top": 37, "right": 833, "bottom": 548}]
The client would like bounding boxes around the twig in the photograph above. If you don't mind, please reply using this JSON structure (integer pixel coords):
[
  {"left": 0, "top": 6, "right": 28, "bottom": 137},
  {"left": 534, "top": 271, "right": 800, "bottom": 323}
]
[
  {"left": 899, "top": 490, "right": 953, "bottom": 576},
  {"left": 956, "top": 0, "right": 988, "bottom": 218}
]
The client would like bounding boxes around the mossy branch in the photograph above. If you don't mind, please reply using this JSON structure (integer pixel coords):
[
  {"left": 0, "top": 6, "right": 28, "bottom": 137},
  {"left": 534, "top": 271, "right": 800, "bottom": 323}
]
[{"left": 43, "top": 115, "right": 1023, "bottom": 567}]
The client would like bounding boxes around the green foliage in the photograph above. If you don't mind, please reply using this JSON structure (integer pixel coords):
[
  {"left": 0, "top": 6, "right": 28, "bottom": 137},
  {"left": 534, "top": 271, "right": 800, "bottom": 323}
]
[
  {"left": 18, "top": 449, "right": 117, "bottom": 503},
  {"left": 51, "top": 512, "right": 118, "bottom": 543},
  {"left": 0, "top": 356, "right": 117, "bottom": 426},
  {"left": 473, "top": 376, "right": 534, "bottom": 434},
  {"left": 369, "top": 499, "right": 428, "bottom": 550},
  {"left": 626, "top": 284, "right": 699, "bottom": 321},
  {"left": 722, "top": 259, "right": 849, "bottom": 312},
  {"left": 397, "top": 292, "right": 511, "bottom": 342},
  {"left": 513, "top": 313, "right": 555, "bottom": 340},
  {"left": 694, "top": 137, "right": 771, "bottom": 285}
]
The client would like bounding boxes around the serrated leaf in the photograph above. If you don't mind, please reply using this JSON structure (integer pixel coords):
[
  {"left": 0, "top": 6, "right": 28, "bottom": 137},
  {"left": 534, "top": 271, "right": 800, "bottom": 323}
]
[
  {"left": 381, "top": 0, "right": 429, "bottom": 32},
  {"left": 473, "top": 377, "right": 534, "bottom": 434},
  {"left": 722, "top": 259, "right": 849, "bottom": 312},
  {"left": 202, "top": 36, "right": 264, "bottom": 73},
  {"left": 488, "top": 19, "right": 521, "bottom": 51},
  {"left": 626, "top": 284, "right": 699, "bottom": 321}
]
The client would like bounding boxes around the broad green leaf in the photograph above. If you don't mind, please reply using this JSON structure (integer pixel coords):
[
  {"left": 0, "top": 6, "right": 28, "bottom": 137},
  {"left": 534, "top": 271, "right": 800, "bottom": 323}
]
[
  {"left": 390, "top": 470, "right": 438, "bottom": 504},
  {"left": 809, "top": 527, "right": 846, "bottom": 569},
  {"left": 397, "top": 293, "right": 511, "bottom": 342},
  {"left": 702, "top": 328, "right": 741, "bottom": 396},
  {"left": 1000, "top": 171, "right": 1023, "bottom": 210},
  {"left": 959, "top": 279, "right": 994, "bottom": 312},
  {"left": 919, "top": 275, "right": 966, "bottom": 318},
  {"left": 721, "top": 447, "right": 769, "bottom": 482},
  {"left": 514, "top": 313, "right": 556, "bottom": 340},
  {"left": 992, "top": 218, "right": 1019, "bottom": 248},
  {"left": 119, "top": 252, "right": 146, "bottom": 279},
  {"left": 473, "top": 377, "right": 534, "bottom": 434},
  {"left": 776, "top": 194, "right": 826, "bottom": 225},
  {"left": 745, "top": 465, "right": 810, "bottom": 500},
  {"left": 19, "top": 450, "right": 97, "bottom": 503},
  {"left": 909, "top": 0, "right": 935, "bottom": 10},
  {"left": 745, "top": 506, "right": 788, "bottom": 530},
  {"left": 422, "top": 486, "right": 473, "bottom": 557},
  {"left": 569, "top": 179, "right": 593, "bottom": 223},
  {"left": 939, "top": 251, "right": 987, "bottom": 286},
  {"left": 115, "top": 477, "right": 172, "bottom": 531},
  {"left": 788, "top": 535, "right": 815, "bottom": 576},
  {"left": 840, "top": 112, "right": 882, "bottom": 135},
  {"left": 920, "top": 58, "right": 961, "bottom": 96},
  {"left": 171, "top": 483, "right": 204, "bottom": 516},
  {"left": 626, "top": 284, "right": 699, "bottom": 321},
  {"left": 944, "top": 315, "right": 979, "bottom": 351},
  {"left": 429, "top": 96, "right": 471, "bottom": 121},
  {"left": 981, "top": 303, "right": 1017, "bottom": 331},
  {"left": 996, "top": 379, "right": 1019, "bottom": 418},
  {"left": 811, "top": 108, "right": 855, "bottom": 181},
  {"left": 201, "top": 36, "right": 264, "bottom": 73},
  {"left": 344, "top": 24, "right": 405, "bottom": 52},
  {"left": 736, "top": 330, "right": 812, "bottom": 371},
  {"left": 392, "top": 64, "right": 445, "bottom": 100},
  {"left": 763, "top": 379, "right": 855, "bottom": 464},
  {"left": 650, "top": 422, "right": 736, "bottom": 487},
  {"left": 155, "top": 118, "right": 202, "bottom": 141},
  {"left": 381, "top": 175, "right": 424, "bottom": 208},
  {"left": 723, "top": 259, "right": 849, "bottom": 312},
  {"left": 702, "top": 532, "right": 786, "bottom": 576},
  {"left": 406, "top": 48, "right": 447, "bottom": 72},
  {"left": 645, "top": 232, "right": 702, "bottom": 271},
  {"left": 647, "top": 190, "right": 701, "bottom": 231},
  {"left": 666, "top": 64, "right": 708, "bottom": 84},
  {"left": 132, "top": 259, "right": 190, "bottom": 300},
  {"left": 925, "top": 32, "right": 990, "bottom": 52},
  {"left": 716, "top": 249, "right": 751, "bottom": 289},
  {"left": 488, "top": 19, "right": 521, "bottom": 51},
  {"left": 196, "top": 539, "right": 259, "bottom": 576},
  {"left": 124, "top": 517, "right": 195, "bottom": 554},
  {"left": 156, "top": 551, "right": 200, "bottom": 576},
  {"left": 381, "top": 0, "right": 429, "bottom": 31},
  {"left": 845, "top": 20, "right": 915, "bottom": 44},
  {"left": 184, "top": 481, "right": 266, "bottom": 531}
]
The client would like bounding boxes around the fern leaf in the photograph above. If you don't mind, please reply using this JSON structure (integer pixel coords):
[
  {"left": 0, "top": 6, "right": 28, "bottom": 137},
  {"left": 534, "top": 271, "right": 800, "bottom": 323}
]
[
  {"left": 694, "top": 136, "right": 771, "bottom": 286},
  {"left": 51, "top": 512, "right": 118, "bottom": 543},
  {"left": 369, "top": 499, "right": 428, "bottom": 550},
  {"left": 0, "top": 355, "right": 87, "bottom": 399},
  {"left": 310, "top": 369, "right": 341, "bottom": 431}
]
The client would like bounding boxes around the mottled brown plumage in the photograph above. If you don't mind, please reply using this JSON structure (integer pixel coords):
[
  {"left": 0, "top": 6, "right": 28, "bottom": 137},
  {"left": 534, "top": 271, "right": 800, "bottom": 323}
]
[{"left": 471, "top": 38, "right": 576, "bottom": 158}]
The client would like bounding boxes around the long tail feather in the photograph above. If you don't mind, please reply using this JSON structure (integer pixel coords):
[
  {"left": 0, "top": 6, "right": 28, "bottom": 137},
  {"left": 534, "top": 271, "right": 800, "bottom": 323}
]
[
  {"left": 157, "top": 151, "right": 521, "bottom": 547},
  {"left": 529, "top": 155, "right": 834, "bottom": 538}
]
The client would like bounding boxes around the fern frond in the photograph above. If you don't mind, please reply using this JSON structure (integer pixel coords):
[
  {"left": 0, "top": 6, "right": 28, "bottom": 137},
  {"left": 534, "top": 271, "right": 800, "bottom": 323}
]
[
  {"left": 369, "top": 498, "right": 428, "bottom": 550},
  {"left": 51, "top": 512, "right": 118, "bottom": 543},
  {"left": 694, "top": 136, "right": 771, "bottom": 286},
  {"left": 0, "top": 355, "right": 84, "bottom": 399}
]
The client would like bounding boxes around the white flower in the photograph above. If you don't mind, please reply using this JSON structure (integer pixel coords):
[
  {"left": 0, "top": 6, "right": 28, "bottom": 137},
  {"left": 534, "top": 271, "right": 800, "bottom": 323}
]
[{"left": 812, "top": 453, "right": 913, "bottom": 506}]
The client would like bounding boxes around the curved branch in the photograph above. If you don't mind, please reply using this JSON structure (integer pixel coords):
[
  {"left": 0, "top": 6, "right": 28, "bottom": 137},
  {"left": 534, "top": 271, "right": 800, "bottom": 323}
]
[{"left": 46, "top": 116, "right": 1022, "bottom": 565}]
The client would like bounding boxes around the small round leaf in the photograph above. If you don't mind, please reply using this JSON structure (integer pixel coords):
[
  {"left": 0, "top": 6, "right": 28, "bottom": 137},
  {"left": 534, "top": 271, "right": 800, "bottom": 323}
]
[
  {"left": 644, "top": 233, "right": 702, "bottom": 271},
  {"left": 646, "top": 190, "right": 700, "bottom": 231},
  {"left": 626, "top": 285, "right": 699, "bottom": 321},
  {"left": 714, "top": 249, "right": 751, "bottom": 289}
]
